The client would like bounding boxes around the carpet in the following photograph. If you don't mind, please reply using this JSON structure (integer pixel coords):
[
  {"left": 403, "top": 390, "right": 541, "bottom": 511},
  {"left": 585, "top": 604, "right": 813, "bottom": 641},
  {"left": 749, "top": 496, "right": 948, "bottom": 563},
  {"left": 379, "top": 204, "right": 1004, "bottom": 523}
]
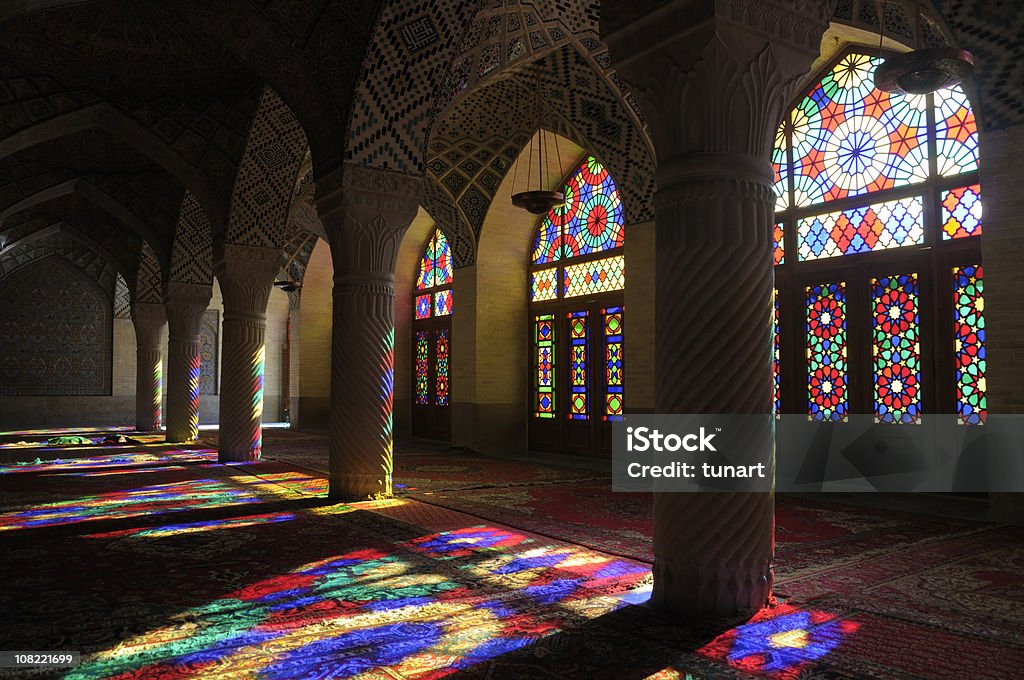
[{"left": 0, "top": 447, "right": 651, "bottom": 680}]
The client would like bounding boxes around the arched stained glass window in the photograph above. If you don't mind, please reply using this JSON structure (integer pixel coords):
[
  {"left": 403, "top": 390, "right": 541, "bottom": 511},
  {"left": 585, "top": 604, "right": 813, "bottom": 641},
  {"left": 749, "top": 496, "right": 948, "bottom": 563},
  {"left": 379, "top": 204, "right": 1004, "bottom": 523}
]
[
  {"left": 412, "top": 228, "right": 453, "bottom": 440},
  {"left": 772, "top": 49, "right": 984, "bottom": 425},
  {"left": 529, "top": 155, "right": 625, "bottom": 457}
]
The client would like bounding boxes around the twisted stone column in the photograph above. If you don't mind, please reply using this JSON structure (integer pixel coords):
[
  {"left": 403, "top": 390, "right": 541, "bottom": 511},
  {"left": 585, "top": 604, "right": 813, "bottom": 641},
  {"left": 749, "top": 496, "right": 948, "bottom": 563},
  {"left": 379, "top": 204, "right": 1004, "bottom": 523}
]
[
  {"left": 131, "top": 302, "right": 166, "bottom": 431},
  {"left": 316, "top": 165, "right": 421, "bottom": 500},
  {"left": 602, "top": 0, "right": 832, "bottom": 616},
  {"left": 165, "top": 282, "right": 212, "bottom": 443},
  {"left": 215, "top": 244, "right": 281, "bottom": 462}
]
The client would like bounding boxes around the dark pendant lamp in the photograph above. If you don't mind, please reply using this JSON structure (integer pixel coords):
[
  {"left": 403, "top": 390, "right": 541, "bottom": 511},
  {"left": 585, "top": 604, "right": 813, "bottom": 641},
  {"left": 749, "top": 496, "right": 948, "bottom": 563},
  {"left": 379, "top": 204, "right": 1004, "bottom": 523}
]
[
  {"left": 873, "top": 0, "right": 973, "bottom": 95},
  {"left": 511, "top": 71, "right": 565, "bottom": 215}
]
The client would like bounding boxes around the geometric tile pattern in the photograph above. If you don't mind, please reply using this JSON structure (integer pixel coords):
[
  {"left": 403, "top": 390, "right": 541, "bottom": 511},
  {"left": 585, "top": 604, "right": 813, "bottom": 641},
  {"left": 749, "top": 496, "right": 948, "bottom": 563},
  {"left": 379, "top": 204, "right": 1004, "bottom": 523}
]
[
  {"left": 169, "top": 191, "right": 213, "bottom": 285},
  {"left": 226, "top": 88, "right": 308, "bottom": 249},
  {"left": 134, "top": 242, "right": 164, "bottom": 305},
  {"left": 0, "top": 254, "right": 113, "bottom": 396},
  {"left": 113, "top": 273, "right": 132, "bottom": 319}
]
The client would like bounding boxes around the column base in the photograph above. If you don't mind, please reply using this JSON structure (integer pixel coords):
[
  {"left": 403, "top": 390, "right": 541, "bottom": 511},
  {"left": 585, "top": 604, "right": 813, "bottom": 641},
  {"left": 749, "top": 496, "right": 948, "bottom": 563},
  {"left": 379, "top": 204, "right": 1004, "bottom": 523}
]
[
  {"left": 218, "top": 447, "right": 262, "bottom": 463},
  {"left": 327, "top": 473, "right": 392, "bottom": 502},
  {"left": 650, "top": 558, "right": 772, "bottom": 618},
  {"left": 165, "top": 430, "right": 197, "bottom": 444}
]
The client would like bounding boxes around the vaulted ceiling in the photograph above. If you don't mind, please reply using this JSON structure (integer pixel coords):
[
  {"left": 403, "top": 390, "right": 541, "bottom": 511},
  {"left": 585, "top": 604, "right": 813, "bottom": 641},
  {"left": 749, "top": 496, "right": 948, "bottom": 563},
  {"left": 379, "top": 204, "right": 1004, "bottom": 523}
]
[{"left": 0, "top": 0, "right": 1019, "bottom": 298}]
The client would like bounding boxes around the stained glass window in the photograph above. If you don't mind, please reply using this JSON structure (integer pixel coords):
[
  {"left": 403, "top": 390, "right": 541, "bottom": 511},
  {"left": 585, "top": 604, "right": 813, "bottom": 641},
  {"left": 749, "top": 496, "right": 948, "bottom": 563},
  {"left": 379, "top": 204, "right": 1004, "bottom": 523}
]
[
  {"left": 569, "top": 311, "right": 588, "bottom": 420},
  {"left": 413, "top": 226, "right": 454, "bottom": 426},
  {"left": 773, "top": 223, "right": 785, "bottom": 265},
  {"left": 798, "top": 196, "right": 924, "bottom": 261},
  {"left": 775, "top": 48, "right": 981, "bottom": 427},
  {"left": 531, "top": 268, "right": 558, "bottom": 302},
  {"left": 935, "top": 86, "right": 979, "bottom": 176},
  {"left": 941, "top": 185, "right": 982, "bottom": 240},
  {"left": 790, "top": 53, "right": 929, "bottom": 207},
  {"left": 563, "top": 255, "right": 625, "bottom": 298},
  {"left": 953, "top": 266, "right": 986, "bottom": 425},
  {"left": 604, "top": 307, "right": 624, "bottom": 421},
  {"left": 807, "top": 283, "right": 847, "bottom": 422},
  {"left": 529, "top": 154, "right": 624, "bottom": 439},
  {"left": 435, "top": 329, "right": 449, "bottom": 406},
  {"left": 417, "top": 228, "right": 454, "bottom": 290},
  {"left": 873, "top": 274, "right": 920, "bottom": 424},
  {"left": 415, "top": 332, "right": 429, "bottom": 406},
  {"left": 531, "top": 156, "right": 624, "bottom": 266},
  {"left": 535, "top": 314, "right": 555, "bottom": 418}
]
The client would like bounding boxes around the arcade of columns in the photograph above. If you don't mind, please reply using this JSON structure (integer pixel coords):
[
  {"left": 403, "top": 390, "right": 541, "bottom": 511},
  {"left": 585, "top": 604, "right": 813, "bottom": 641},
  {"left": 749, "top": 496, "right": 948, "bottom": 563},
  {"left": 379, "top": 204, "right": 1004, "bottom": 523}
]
[{"left": 126, "top": 0, "right": 846, "bottom": 616}]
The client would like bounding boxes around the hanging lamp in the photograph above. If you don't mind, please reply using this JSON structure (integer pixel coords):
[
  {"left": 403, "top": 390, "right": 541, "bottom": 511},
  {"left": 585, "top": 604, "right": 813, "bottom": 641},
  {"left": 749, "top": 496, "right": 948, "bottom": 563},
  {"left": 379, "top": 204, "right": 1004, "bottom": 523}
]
[
  {"left": 511, "top": 70, "right": 565, "bottom": 215},
  {"left": 873, "top": 0, "right": 973, "bottom": 95}
]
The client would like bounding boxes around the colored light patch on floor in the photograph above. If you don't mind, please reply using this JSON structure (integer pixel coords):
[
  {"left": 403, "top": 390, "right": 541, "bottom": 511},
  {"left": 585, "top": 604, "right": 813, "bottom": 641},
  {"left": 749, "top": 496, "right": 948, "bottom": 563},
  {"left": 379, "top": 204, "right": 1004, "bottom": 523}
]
[
  {"left": 0, "top": 450, "right": 218, "bottom": 474},
  {"left": 0, "top": 479, "right": 264, "bottom": 531},
  {"left": 66, "top": 527, "right": 649, "bottom": 679},
  {"left": 83, "top": 512, "right": 297, "bottom": 539},
  {"left": 697, "top": 604, "right": 859, "bottom": 679},
  {"left": 226, "top": 469, "right": 330, "bottom": 497}
]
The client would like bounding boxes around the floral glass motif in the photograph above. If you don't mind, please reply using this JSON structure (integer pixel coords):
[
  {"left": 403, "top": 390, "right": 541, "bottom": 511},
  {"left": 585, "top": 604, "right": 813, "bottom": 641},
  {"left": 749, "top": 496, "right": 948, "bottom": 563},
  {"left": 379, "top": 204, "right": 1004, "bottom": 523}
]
[
  {"left": 941, "top": 185, "right": 982, "bottom": 240},
  {"left": 934, "top": 85, "right": 979, "bottom": 176},
  {"left": 774, "top": 223, "right": 785, "bottom": 266},
  {"left": 531, "top": 268, "right": 558, "bottom": 302},
  {"left": 953, "top": 265, "right": 986, "bottom": 425},
  {"left": 563, "top": 255, "right": 625, "bottom": 298},
  {"left": 790, "top": 53, "right": 929, "bottom": 207},
  {"left": 604, "top": 307, "right": 624, "bottom": 421},
  {"left": 435, "top": 329, "right": 450, "bottom": 406},
  {"left": 773, "top": 291, "right": 781, "bottom": 415},
  {"left": 569, "top": 311, "right": 588, "bottom": 420},
  {"left": 535, "top": 315, "right": 555, "bottom": 418},
  {"left": 434, "top": 289, "right": 453, "bottom": 316},
  {"left": 807, "top": 283, "right": 848, "bottom": 422},
  {"left": 532, "top": 156, "right": 624, "bottom": 265},
  {"left": 798, "top": 196, "right": 923, "bottom": 261},
  {"left": 417, "top": 228, "right": 454, "bottom": 290},
  {"left": 415, "top": 295, "right": 432, "bottom": 320},
  {"left": 415, "top": 332, "right": 429, "bottom": 406},
  {"left": 873, "top": 274, "right": 921, "bottom": 424}
]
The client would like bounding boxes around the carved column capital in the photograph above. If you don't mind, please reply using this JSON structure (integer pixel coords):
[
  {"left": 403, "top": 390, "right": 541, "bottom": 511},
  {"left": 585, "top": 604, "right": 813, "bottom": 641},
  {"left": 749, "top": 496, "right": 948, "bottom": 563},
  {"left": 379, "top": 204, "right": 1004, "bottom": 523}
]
[
  {"left": 316, "top": 163, "right": 423, "bottom": 277},
  {"left": 214, "top": 243, "right": 282, "bottom": 317},
  {"left": 130, "top": 302, "right": 166, "bottom": 347},
  {"left": 602, "top": 0, "right": 834, "bottom": 165},
  {"left": 165, "top": 281, "right": 213, "bottom": 336}
]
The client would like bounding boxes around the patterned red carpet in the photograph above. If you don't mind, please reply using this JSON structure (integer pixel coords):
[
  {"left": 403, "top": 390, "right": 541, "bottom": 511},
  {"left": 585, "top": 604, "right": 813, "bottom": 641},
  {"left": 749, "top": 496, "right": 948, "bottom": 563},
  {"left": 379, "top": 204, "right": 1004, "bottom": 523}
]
[{"left": 1, "top": 429, "right": 1023, "bottom": 679}]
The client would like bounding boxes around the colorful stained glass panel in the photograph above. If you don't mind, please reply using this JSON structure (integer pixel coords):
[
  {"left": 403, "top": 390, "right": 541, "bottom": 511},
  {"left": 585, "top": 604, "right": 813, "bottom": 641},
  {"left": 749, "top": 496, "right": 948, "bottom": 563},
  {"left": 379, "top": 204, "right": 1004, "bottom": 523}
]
[
  {"left": 531, "top": 156, "right": 624, "bottom": 265},
  {"left": 774, "top": 222, "right": 785, "bottom": 266},
  {"left": 569, "top": 311, "right": 588, "bottom": 420},
  {"left": 604, "top": 306, "right": 624, "bottom": 421},
  {"left": 563, "top": 255, "right": 625, "bottom": 298},
  {"left": 435, "top": 329, "right": 450, "bottom": 406},
  {"left": 417, "top": 229, "right": 454, "bottom": 290},
  {"left": 535, "top": 315, "right": 555, "bottom": 418},
  {"left": 941, "top": 185, "right": 982, "bottom": 240},
  {"left": 791, "top": 53, "right": 929, "bottom": 207},
  {"left": 954, "top": 266, "right": 986, "bottom": 425},
  {"left": 415, "top": 294, "right": 432, "bottom": 320},
  {"left": 415, "top": 331, "right": 429, "bottom": 405},
  {"left": 807, "top": 282, "right": 847, "bottom": 422},
  {"left": 935, "top": 85, "right": 979, "bottom": 176},
  {"left": 434, "top": 289, "right": 453, "bottom": 316},
  {"left": 531, "top": 268, "right": 558, "bottom": 302},
  {"left": 872, "top": 274, "right": 921, "bottom": 424},
  {"left": 797, "top": 196, "right": 923, "bottom": 261}
]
